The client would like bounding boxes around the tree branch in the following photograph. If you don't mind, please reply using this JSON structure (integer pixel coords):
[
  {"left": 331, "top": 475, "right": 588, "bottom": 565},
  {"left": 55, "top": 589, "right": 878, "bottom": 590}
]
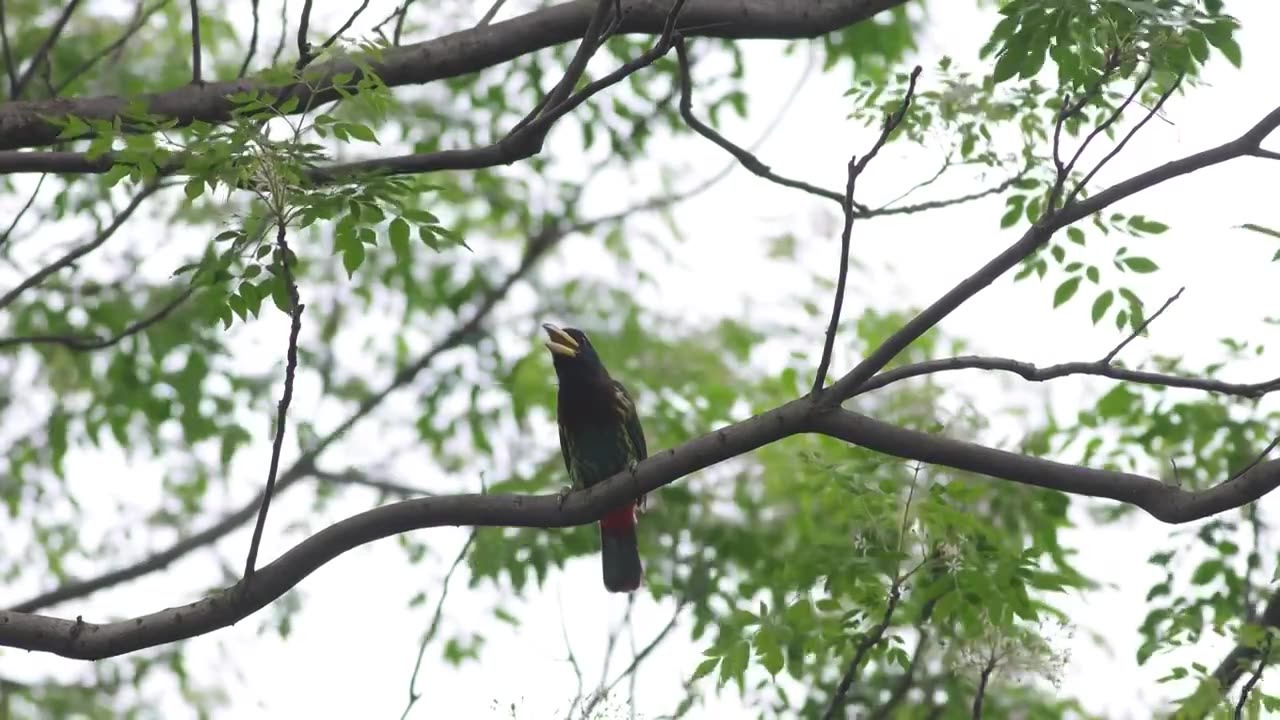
[
  {"left": 188, "top": 0, "right": 203, "bottom": 85},
  {"left": 0, "top": 286, "right": 194, "bottom": 351},
  {"left": 822, "top": 102, "right": 1280, "bottom": 403},
  {"left": 0, "top": 178, "right": 167, "bottom": 311},
  {"left": 813, "top": 66, "right": 921, "bottom": 394},
  {"left": 10, "top": 0, "right": 82, "bottom": 100},
  {"left": 243, "top": 224, "right": 305, "bottom": 578},
  {"left": 0, "top": 0, "right": 909, "bottom": 153},
  {"left": 854, "top": 353, "right": 1280, "bottom": 400}
]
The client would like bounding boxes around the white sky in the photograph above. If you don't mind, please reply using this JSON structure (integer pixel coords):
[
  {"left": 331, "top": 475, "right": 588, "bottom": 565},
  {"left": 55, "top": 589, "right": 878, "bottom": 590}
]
[{"left": 6, "top": 1, "right": 1280, "bottom": 718}]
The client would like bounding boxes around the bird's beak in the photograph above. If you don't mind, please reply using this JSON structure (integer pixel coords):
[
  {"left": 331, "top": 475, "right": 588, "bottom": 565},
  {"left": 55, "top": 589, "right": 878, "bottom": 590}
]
[{"left": 542, "top": 323, "right": 579, "bottom": 358}]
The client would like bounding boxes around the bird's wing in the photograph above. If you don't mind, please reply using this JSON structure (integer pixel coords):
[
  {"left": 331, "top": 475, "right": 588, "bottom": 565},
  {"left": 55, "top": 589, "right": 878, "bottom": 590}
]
[
  {"left": 612, "top": 380, "right": 648, "bottom": 461},
  {"left": 558, "top": 420, "right": 577, "bottom": 488}
]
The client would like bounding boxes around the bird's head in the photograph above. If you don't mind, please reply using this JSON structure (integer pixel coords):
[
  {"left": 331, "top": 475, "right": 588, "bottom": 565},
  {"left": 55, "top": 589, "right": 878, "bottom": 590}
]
[{"left": 542, "top": 323, "right": 610, "bottom": 384}]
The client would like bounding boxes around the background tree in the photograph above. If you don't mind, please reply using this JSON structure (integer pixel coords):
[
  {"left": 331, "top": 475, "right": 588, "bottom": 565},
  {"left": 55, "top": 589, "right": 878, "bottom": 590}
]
[{"left": 0, "top": 0, "right": 1277, "bottom": 718}]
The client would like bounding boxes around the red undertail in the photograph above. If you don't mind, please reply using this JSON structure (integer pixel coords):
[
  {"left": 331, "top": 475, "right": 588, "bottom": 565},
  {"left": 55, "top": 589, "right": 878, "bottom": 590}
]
[{"left": 598, "top": 504, "right": 642, "bottom": 593}]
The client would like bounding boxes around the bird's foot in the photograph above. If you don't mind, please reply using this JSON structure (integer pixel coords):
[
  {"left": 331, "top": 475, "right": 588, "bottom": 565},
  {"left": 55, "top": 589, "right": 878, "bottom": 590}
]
[{"left": 557, "top": 485, "right": 573, "bottom": 510}]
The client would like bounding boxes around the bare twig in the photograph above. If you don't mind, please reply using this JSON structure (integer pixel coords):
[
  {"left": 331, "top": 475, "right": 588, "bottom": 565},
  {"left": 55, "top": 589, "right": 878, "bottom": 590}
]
[
  {"left": 243, "top": 224, "right": 305, "bottom": 579},
  {"left": 1100, "top": 286, "right": 1184, "bottom": 364},
  {"left": 53, "top": 0, "right": 169, "bottom": 95},
  {"left": 270, "top": 0, "right": 289, "bottom": 66},
  {"left": 675, "top": 38, "right": 841, "bottom": 204},
  {"left": 295, "top": 0, "right": 315, "bottom": 68},
  {"left": 478, "top": 0, "right": 510, "bottom": 26},
  {"left": 557, "top": 591, "right": 587, "bottom": 720},
  {"left": 0, "top": 0, "right": 16, "bottom": 93},
  {"left": 237, "top": 0, "right": 261, "bottom": 78},
  {"left": 812, "top": 66, "right": 921, "bottom": 394},
  {"left": 399, "top": 531, "right": 476, "bottom": 720},
  {"left": 318, "top": 0, "right": 371, "bottom": 56},
  {"left": 1060, "top": 66, "right": 1153, "bottom": 191},
  {"left": 823, "top": 102, "right": 1280, "bottom": 403},
  {"left": 0, "top": 286, "right": 194, "bottom": 351},
  {"left": 1047, "top": 50, "right": 1122, "bottom": 209},
  {"left": 372, "top": 0, "right": 418, "bottom": 45},
  {"left": 1235, "top": 634, "right": 1271, "bottom": 720},
  {"left": 309, "top": 467, "right": 432, "bottom": 499},
  {"left": 972, "top": 657, "right": 996, "bottom": 719},
  {"left": 0, "top": 179, "right": 165, "bottom": 311},
  {"left": 0, "top": 172, "right": 45, "bottom": 251},
  {"left": 1067, "top": 74, "right": 1183, "bottom": 206},
  {"left": 188, "top": 0, "right": 203, "bottom": 84},
  {"left": 11, "top": 0, "right": 82, "bottom": 99},
  {"left": 822, "top": 583, "right": 904, "bottom": 720},
  {"left": 856, "top": 352, "right": 1280, "bottom": 400}
]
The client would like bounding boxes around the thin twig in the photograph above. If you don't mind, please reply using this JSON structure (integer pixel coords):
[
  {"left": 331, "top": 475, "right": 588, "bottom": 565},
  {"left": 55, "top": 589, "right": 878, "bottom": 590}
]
[
  {"left": 1236, "top": 634, "right": 1271, "bottom": 720},
  {"left": 295, "top": 0, "right": 314, "bottom": 68},
  {"left": 812, "top": 160, "right": 858, "bottom": 394},
  {"left": 0, "top": 173, "right": 45, "bottom": 252},
  {"left": 243, "top": 224, "right": 306, "bottom": 578},
  {"left": 972, "top": 657, "right": 996, "bottom": 719},
  {"left": 399, "top": 530, "right": 477, "bottom": 720},
  {"left": 1047, "top": 50, "right": 1122, "bottom": 210},
  {"left": 1067, "top": 74, "right": 1183, "bottom": 206},
  {"left": 477, "top": 0, "right": 510, "bottom": 26},
  {"left": 0, "top": 286, "right": 194, "bottom": 351},
  {"left": 0, "top": 0, "right": 16, "bottom": 94},
  {"left": 188, "top": 0, "right": 203, "bottom": 84},
  {"left": 821, "top": 585, "right": 903, "bottom": 720},
  {"left": 557, "top": 590, "right": 587, "bottom": 720},
  {"left": 11, "top": 0, "right": 83, "bottom": 99},
  {"left": 1061, "top": 66, "right": 1153, "bottom": 187},
  {"left": 269, "top": 0, "right": 289, "bottom": 67},
  {"left": 0, "top": 179, "right": 165, "bottom": 311},
  {"left": 309, "top": 467, "right": 433, "bottom": 499},
  {"left": 317, "top": 0, "right": 371, "bottom": 56},
  {"left": 53, "top": 0, "right": 168, "bottom": 95},
  {"left": 1100, "top": 286, "right": 1184, "bottom": 364},
  {"left": 812, "top": 66, "right": 921, "bottom": 395},
  {"left": 237, "top": 0, "right": 260, "bottom": 78}
]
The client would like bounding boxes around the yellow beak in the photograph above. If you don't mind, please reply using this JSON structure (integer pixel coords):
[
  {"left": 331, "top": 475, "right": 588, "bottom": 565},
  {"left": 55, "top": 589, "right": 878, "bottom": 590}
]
[{"left": 542, "top": 323, "right": 579, "bottom": 358}]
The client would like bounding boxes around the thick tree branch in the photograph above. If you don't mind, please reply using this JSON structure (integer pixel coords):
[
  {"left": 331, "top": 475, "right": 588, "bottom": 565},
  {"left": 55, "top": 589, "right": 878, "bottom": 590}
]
[
  {"left": 0, "top": 0, "right": 907, "bottom": 153},
  {"left": 12, "top": 373, "right": 1280, "bottom": 659}
]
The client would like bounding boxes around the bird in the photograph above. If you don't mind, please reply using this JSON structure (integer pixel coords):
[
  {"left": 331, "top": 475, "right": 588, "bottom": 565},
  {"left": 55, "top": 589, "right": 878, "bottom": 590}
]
[{"left": 542, "top": 322, "right": 647, "bottom": 593}]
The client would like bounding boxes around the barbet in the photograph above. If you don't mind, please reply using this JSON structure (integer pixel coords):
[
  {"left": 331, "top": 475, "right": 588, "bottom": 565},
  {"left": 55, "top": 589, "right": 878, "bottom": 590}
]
[{"left": 542, "top": 323, "right": 647, "bottom": 593}]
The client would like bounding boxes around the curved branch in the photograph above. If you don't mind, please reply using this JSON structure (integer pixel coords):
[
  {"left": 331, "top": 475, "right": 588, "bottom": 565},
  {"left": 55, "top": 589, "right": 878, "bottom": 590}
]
[
  {"left": 0, "top": 0, "right": 908, "bottom": 153},
  {"left": 10, "top": 387, "right": 1280, "bottom": 659},
  {"left": 808, "top": 406, "right": 1280, "bottom": 524}
]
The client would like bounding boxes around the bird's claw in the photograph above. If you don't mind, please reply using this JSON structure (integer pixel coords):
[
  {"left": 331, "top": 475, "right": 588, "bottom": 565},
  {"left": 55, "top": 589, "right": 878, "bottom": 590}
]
[{"left": 557, "top": 485, "right": 573, "bottom": 510}]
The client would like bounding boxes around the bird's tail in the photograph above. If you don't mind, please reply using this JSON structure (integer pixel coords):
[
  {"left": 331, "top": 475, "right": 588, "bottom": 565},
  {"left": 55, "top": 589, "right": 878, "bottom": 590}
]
[{"left": 599, "top": 504, "right": 642, "bottom": 593}]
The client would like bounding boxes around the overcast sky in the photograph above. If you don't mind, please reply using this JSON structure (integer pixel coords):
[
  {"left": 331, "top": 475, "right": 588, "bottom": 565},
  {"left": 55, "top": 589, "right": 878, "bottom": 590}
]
[{"left": 9, "top": 1, "right": 1280, "bottom": 718}]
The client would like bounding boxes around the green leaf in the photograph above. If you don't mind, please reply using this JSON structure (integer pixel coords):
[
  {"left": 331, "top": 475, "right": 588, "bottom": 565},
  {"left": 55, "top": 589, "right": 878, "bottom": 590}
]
[
  {"left": 691, "top": 657, "right": 719, "bottom": 682},
  {"left": 1090, "top": 290, "right": 1113, "bottom": 325},
  {"left": 1052, "top": 277, "right": 1081, "bottom": 308},
  {"left": 1239, "top": 223, "right": 1280, "bottom": 240},
  {"left": 1121, "top": 257, "right": 1159, "bottom": 273}
]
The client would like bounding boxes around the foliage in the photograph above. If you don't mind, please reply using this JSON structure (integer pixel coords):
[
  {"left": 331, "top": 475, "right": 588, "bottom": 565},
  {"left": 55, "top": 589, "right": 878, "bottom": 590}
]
[{"left": 0, "top": 1, "right": 1272, "bottom": 719}]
